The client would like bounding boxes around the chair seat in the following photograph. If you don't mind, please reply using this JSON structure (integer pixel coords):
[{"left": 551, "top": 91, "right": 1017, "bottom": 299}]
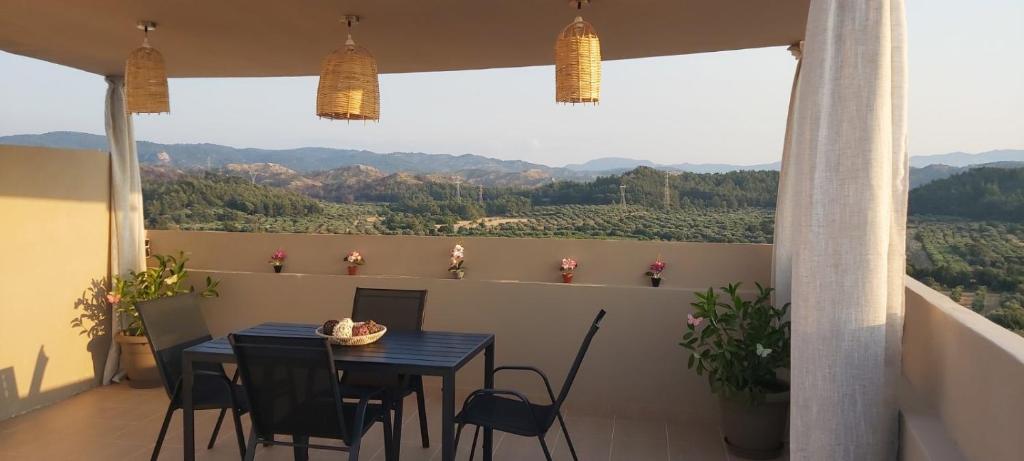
[
  {"left": 265, "top": 399, "right": 387, "bottom": 444},
  {"left": 455, "top": 394, "right": 555, "bottom": 437},
  {"left": 172, "top": 375, "right": 249, "bottom": 413}
]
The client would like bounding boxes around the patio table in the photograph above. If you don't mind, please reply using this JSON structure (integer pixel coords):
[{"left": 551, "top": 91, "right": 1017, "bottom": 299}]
[{"left": 181, "top": 322, "right": 495, "bottom": 461}]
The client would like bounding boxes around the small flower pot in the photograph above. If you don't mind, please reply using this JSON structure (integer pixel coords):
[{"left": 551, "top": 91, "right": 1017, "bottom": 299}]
[
  {"left": 651, "top": 277, "right": 662, "bottom": 287},
  {"left": 115, "top": 334, "right": 161, "bottom": 389},
  {"left": 273, "top": 265, "right": 283, "bottom": 273},
  {"left": 719, "top": 381, "right": 789, "bottom": 460},
  {"left": 562, "top": 273, "right": 574, "bottom": 284},
  {"left": 347, "top": 266, "right": 359, "bottom": 276},
  {"left": 452, "top": 271, "right": 465, "bottom": 280}
]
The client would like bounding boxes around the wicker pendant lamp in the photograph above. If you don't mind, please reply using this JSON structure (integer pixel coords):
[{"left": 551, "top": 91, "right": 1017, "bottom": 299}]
[
  {"left": 317, "top": 15, "right": 380, "bottom": 121},
  {"left": 555, "top": 1, "right": 601, "bottom": 104},
  {"left": 125, "top": 22, "right": 170, "bottom": 114}
]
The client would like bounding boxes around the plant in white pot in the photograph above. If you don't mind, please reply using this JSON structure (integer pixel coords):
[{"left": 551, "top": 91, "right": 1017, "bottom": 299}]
[
  {"left": 679, "top": 282, "right": 790, "bottom": 459},
  {"left": 110, "top": 252, "right": 219, "bottom": 388}
]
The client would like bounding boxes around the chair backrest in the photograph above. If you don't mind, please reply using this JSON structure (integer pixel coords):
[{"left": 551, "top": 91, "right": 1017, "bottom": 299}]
[
  {"left": 135, "top": 293, "right": 222, "bottom": 398},
  {"left": 229, "top": 334, "right": 349, "bottom": 440},
  {"left": 351, "top": 288, "right": 427, "bottom": 332},
  {"left": 554, "top": 310, "right": 607, "bottom": 410}
]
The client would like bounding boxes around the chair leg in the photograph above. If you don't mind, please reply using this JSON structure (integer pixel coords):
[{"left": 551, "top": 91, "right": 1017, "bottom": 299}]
[
  {"left": 415, "top": 377, "right": 430, "bottom": 447},
  {"left": 243, "top": 428, "right": 258, "bottom": 461},
  {"left": 348, "top": 430, "right": 362, "bottom": 461},
  {"left": 469, "top": 425, "right": 480, "bottom": 461},
  {"left": 382, "top": 412, "right": 395, "bottom": 461},
  {"left": 292, "top": 434, "right": 310, "bottom": 461},
  {"left": 453, "top": 422, "right": 466, "bottom": 453},
  {"left": 557, "top": 412, "right": 579, "bottom": 461},
  {"left": 537, "top": 433, "right": 553, "bottom": 461},
  {"left": 392, "top": 398, "right": 404, "bottom": 460},
  {"left": 231, "top": 408, "right": 246, "bottom": 460},
  {"left": 150, "top": 403, "right": 175, "bottom": 461},
  {"left": 208, "top": 408, "right": 228, "bottom": 449}
]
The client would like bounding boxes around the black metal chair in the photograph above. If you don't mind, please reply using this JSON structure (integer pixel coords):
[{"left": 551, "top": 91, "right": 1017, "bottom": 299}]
[
  {"left": 134, "top": 293, "right": 248, "bottom": 461},
  {"left": 453, "top": 309, "right": 607, "bottom": 461},
  {"left": 228, "top": 333, "right": 394, "bottom": 461},
  {"left": 342, "top": 288, "right": 430, "bottom": 454}
]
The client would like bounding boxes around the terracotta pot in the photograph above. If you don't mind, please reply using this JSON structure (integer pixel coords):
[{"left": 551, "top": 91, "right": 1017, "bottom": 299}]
[
  {"left": 562, "top": 273, "right": 574, "bottom": 284},
  {"left": 273, "top": 265, "right": 283, "bottom": 273},
  {"left": 651, "top": 277, "right": 662, "bottom": 287},
  {"left": 718, "top": 382, "right": 789, "bottom": 459},
  {"left": 115, "top": 334, "right": 161, "bottom": 389},
  {"left": 347, "top": 265, "right": 359, "bottom": 276}
]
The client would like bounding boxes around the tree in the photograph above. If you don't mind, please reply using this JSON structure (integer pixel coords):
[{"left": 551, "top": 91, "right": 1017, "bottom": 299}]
[
  {"left": 949, "top": 286, "right": 963, "bottom": 303},
  {"left": 971, "top": 287, "right": 987, "bottom": 312}
]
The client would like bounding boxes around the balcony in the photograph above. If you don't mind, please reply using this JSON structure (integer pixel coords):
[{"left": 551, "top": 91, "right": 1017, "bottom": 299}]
[
  {"left": 3, "top": 1, "right": 1016, "bottom": 459},
  {"left": 3, "top": 205, "right": 1024, "bottom": 459}
]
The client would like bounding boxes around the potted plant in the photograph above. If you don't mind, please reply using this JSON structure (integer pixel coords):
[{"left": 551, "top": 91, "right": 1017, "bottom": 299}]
[
  {"left": 343, "top": 250, "right": 365, "bottom": 275},
  {"left": 269, "top": 248, "right": 286, "bottom": 273},
  {"left": 448, "top": 244, "right": 465, "bottom": 279},
  {"left": 645, "top": 257, "right": 666, "bottom": 287},
  {"left": 111, "top": 252, "right": 220, "bottom": 388},
  {"left": 678, "top": 283, "right": 790, "bottom": 459},
  {"left": 560, "top": 257, "right": 578, "bottom": 283}
]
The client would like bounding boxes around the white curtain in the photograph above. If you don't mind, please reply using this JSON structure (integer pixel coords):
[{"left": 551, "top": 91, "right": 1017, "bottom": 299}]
[
  {"left": 101, "top": 76, "right": 147, "bottom": 384},
  {"left": 773, "top": 0, "right": 908, "bottom": 459}
]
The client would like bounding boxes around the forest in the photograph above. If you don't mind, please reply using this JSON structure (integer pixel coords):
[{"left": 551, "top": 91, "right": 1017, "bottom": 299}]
[{"left": 141, "top": 166, "right": 1024, "bottom": 335}]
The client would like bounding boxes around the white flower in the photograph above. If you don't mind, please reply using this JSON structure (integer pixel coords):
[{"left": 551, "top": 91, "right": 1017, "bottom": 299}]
[
  {"left": 755, "top": 343, "right": 772, "bottom": 358},
  {"left": 164, "top": 274, "right": 179, "bottom": 285}
]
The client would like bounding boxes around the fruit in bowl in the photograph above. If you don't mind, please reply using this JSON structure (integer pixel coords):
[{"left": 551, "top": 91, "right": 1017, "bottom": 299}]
[{"left": 320, "top": 318, "right": 385, "bottom": 339}]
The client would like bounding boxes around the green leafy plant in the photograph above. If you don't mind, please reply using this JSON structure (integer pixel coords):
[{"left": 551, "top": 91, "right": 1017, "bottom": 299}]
[
  {"left": 108, "top": 252, "right": 220, "bottom": 336},
  {"left": 679, "top": 282, "right": 790, "bottom": 404}
]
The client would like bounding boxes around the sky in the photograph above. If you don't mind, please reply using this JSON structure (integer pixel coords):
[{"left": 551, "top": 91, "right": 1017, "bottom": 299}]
[{"left": 0, "top": 0, "right": 1021, "bottom": 167}]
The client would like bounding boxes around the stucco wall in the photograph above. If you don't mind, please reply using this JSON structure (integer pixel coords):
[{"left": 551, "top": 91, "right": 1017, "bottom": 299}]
[
  {"left": 148, "top": 230, "right": 774, "bottom": 423},
  {"left": 0, "top": 145, "right": 111, "bottom": 421},
  {"left": 902, "top": 277, "right": 1024, "bottom": 460}
]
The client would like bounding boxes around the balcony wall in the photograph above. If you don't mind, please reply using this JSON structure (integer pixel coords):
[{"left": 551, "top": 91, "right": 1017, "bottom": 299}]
[
  {"left": 0, "top": 145, "right": 111, "bottom": 421},
  {"left": 901, "top": 277, "right": 1024, "bottom": 460},
  {"left": 148, "top": 230, "right": 773, "bottom": 423}
]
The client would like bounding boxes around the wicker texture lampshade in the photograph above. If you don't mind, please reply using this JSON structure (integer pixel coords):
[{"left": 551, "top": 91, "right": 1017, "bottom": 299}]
[
  {"left": 125, "top": 39, "right": 169, "bottom": 114},
  {"left": 317, "top": 40, "right": 380, "bottom": 121},
  {"left": 555, "top": 16, "right": 601, "bottom": 104}
]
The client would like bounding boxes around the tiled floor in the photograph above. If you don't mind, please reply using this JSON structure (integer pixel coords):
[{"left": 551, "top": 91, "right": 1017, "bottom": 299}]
[{"left": 0, "top": 383, "right": 784, "bottom": 460}]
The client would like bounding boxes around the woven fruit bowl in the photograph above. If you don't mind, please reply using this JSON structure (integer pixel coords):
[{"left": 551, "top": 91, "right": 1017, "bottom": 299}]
[{"left": 315, "top": 323, "right": 387, "bottom": 346}]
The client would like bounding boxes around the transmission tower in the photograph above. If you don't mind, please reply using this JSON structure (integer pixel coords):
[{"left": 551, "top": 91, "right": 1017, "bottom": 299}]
[
  {"left": 455, "top": 181, "right": 461, "bottom": 199},
  {"left": 663, "top": 173, "right": 671, "bottom": 207},
  {"left": 619, "top": 185, "right": 627, "bottom": 207},
  {"left": 478, "top": 185, "right": 484, "bottom": 204}
]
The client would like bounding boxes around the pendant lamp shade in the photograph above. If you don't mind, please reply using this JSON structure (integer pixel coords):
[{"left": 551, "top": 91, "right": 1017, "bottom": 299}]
[
  {"left": 125, "top": 23, "right": 169, "bottom": 114},
  {"left": 555, "top": 16, "right": 601, "bottom": 104},
  {"left": 317, "top": 37, "right": 380, "bottom": 121}
]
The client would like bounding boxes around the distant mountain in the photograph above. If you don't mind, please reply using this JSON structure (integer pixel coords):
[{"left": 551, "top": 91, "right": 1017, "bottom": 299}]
[
  {"left": 0, "top": 131, "right": 602, "bottom": 187},
  {"left": 5, "top": 131, "right": 1021, "bottom": 186},
  {"left": 910, "top": 161, "right": 1024, "bottom": 188},
  {"left": 565, "top": 157, "right": 658, "bottom": 172},
  {"left": 565, "top": 156, "right": 780, "bottom": 173},
  {"left": 910, "top": 149, "right": 1024, "bottom": 168}
]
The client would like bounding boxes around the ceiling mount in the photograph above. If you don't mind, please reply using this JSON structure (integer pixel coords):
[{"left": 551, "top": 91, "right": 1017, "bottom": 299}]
[
  {"left": 343, "top": 15, "right": 360, "bottom": 28},
  {"left": 136, "top": 21, "right": 157, "bottom": 33},
  {"left": 570, "top": 0, "right": 591, "bottom": 10}
]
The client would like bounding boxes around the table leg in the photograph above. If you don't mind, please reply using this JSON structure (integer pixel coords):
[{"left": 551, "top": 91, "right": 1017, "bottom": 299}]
[
  {"left": 442, "top": 372, "right": 455, "bottom": 461},
  {"left": 483, "top": 343, "right": 494, "bottom": 461},
  {"left": 183, "top": 356, "right": 195, "bottom": 461}
]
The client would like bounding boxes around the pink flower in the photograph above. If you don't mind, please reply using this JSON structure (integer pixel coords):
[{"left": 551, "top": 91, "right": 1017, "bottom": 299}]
[
  {"left": 649, "top": 261, "right": 666, "bottom": 273},
  {"left": 687, "top": 314, "right": 704, "bottom": 327},
  {"left": 560, "top": 257, "right": 578, "bottom": 272},
  {"left": 106, "top": 293, "right": 121, "bottom": 305},
  {"left": 269, "top": 248, "right": 286, "bottom": 264}
]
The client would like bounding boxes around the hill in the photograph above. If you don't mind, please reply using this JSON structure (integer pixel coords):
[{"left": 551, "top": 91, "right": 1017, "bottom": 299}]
[
  {"left": 0, "top": 131, "right": 598, "bottom": 185},
  {"left": 910, "top": 167, "right": 1024, "bottom": 221}
]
